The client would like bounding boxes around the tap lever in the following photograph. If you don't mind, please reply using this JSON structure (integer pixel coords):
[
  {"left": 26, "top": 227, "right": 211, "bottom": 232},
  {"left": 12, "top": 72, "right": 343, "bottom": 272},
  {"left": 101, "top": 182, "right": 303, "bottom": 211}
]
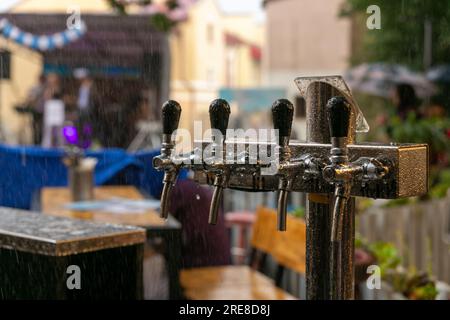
[
  {"left": 271, "top": 99, "right": 294, "bottom": 147},
  {"left": 326, "top": 96, "right": 351, "bottom": 139},
  {"left": 162, "top": 100, "right": 182, "bottom": 136},
  {"left": 209, "top": 99, "right": 231, "bottom": 139},
  {"left": 326, "top": 97, "right": 351, "bottom": 166}
]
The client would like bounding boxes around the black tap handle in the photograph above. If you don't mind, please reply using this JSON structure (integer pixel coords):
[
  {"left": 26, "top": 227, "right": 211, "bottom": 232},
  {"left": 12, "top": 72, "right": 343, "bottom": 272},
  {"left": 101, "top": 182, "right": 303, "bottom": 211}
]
[
  {"left": 209, "top": 99, "right": 231, "bottom": 137},
  {"left": 327, "top": 96, "right": 351, "bottom": 138},
  {"left": 162, "top": 100, "right": 182, "bottom": 135},
  {"left": 271, "top": 99, "right": 294, "bottom": 145}
]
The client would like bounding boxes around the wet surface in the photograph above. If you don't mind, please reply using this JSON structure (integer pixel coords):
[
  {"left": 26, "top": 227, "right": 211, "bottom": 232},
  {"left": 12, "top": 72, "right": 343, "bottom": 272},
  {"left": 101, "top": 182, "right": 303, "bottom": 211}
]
[{"left": 0, "top": 206, "right": 145, "bottom": 256}]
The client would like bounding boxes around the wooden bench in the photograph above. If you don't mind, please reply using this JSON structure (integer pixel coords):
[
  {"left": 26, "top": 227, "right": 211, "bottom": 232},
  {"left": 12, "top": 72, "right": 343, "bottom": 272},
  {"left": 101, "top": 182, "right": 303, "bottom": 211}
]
[{"left": 180, "top": 207, "right": 306, "bottom": 300}]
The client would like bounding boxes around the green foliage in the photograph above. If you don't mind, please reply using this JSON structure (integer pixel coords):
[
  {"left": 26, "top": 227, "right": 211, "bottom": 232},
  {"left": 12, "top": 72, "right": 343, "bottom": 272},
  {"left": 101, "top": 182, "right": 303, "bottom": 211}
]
[
  {"left": 357, "top": 235, "right": 438, "bottom": 299},
  {"left": 107, "top": 0, "right": 127, "bottom": 14},
  {"left": 356, "top": 198, "right": 374, "bottom": 212},
  {"left": 383, "top": 113, "right": 450, "bottom": 201},
  {"left": 289, "top": 206, "right": 305, "bottom": 219},
  {"left": 381, "top": 197, "right": 413, "bottom": 208},
  {"left": 150, "top": 13, "right": 176, "bottom": 32},
  {"left": 342, "top": 0, "right": 450, "bottom": 70},
  {"left": 430, "top": 168, "right": 450, "bottom": 198},
  {"left": 388, "top": 113, "right": 450, "bottom": 153},
  {"left": 367, "top": 241, "right": 402, "bottom": 277},
  {"left": 108, "top": 0, "right": 182, "bottom": 32},
  {"left": 385, "top": 271, "right": 439, "bottom": 300},
  {"left": 355, "top": 232, "right": 368, "bottom": 248},
  {"left": 409, "top": 281, "right": 439, "bottom": 300}
]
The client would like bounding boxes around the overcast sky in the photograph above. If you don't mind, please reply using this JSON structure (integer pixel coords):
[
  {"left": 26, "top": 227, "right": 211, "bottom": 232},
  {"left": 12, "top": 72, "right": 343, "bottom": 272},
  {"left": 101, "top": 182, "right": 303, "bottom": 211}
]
[
  {"left": 0, "top": 0, "right": 18, "bottom": 12},
  {"left": 218, "top": 0, "right": 263, "bottom": 14}
]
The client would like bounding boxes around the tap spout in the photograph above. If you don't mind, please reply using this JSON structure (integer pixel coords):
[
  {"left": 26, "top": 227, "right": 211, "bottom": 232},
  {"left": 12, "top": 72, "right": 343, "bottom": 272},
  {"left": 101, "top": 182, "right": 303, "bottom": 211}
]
[
  {"left": 277, "top": 188, "right": 289, "bottom": 231},
  {"left": 160, "top": 177, "right": 174, "bottom": 219},
  {"left": 209, "top": 175, "right": 225, "bottom": 225}
]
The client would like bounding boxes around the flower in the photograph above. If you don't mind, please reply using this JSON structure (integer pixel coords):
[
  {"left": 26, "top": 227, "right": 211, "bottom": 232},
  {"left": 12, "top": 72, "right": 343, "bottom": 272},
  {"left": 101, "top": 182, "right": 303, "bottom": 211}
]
[
  {"left": 168, "top": 7, "right": 188, "bottom": 21},
  {"left": 143, "top": 3, "right": 169, "bottom": 15},
  {"left": 109, "top": 0, "right": 196, "bottom": 31}
]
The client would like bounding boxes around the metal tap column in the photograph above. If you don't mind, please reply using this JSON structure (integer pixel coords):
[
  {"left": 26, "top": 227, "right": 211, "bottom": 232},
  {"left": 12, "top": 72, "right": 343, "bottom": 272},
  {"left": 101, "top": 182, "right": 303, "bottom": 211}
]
[{"left": 305, "top": 82, "right": 356, "bottom": 300}]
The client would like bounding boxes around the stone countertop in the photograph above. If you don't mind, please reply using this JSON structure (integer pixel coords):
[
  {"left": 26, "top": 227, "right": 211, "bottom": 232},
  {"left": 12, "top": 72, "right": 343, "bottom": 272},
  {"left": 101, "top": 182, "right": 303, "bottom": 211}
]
[{"left": 0, "top": 207, "right": 146, "bottom": 256}]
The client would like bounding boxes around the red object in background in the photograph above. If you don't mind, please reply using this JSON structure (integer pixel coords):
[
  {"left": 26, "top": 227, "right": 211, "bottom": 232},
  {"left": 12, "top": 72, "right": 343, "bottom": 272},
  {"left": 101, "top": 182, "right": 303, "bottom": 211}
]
[
  {"left": 250, "top": 45, "right": 262, "bottom": 61},
  {"left": 225, "top": 33, "right": 244, "bottom": 46},
  {"left": 225, "top": 33, "right": 262, "bottom": 62},
  {"left": 376, "top": 114, "right": 388, "bottom": 126},
  {"left": 446, "top": 129, "right": 450, "bottom": 138},
  {"left": 225, "top": 211, "right": 256, "bottom": 265}
]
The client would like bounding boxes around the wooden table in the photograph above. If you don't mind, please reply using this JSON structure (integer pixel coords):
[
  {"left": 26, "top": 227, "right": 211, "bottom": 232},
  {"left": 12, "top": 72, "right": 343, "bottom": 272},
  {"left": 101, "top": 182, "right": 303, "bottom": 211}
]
[
  {"left": 40, "top": 185, "right": 182, "bottom": 299},
  {"left": 42, "top": 186, "right": 166, "bottom": 227}
]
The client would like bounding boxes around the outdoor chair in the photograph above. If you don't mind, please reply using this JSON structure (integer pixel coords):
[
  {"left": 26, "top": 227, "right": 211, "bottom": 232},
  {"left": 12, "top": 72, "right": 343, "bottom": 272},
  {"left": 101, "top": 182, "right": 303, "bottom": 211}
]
[{"left": 180, "top": 206, "right": 306, "bottom": 300}]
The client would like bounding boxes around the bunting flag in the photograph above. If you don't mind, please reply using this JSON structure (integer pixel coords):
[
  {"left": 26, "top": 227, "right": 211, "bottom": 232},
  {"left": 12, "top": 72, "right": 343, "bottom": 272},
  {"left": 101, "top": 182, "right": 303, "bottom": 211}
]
[{"left": 0, "top": 18, "right": 87, "bottom": 51}]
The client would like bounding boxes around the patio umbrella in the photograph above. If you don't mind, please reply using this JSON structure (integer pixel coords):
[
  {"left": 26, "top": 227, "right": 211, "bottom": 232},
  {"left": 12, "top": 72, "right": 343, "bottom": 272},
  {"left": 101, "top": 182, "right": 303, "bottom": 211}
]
[
  {"left": 344, "top": 63, "right": 435, "bottom": 98},
  {"left": 426, "top": 65, "right": 450, "bottom": 83}
]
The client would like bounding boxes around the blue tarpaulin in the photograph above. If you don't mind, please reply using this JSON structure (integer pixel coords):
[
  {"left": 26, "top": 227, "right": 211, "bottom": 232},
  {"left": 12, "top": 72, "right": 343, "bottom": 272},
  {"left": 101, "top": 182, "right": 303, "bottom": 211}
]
[{"left": 0, "top": 144, "right": 186, "bottom": 209}]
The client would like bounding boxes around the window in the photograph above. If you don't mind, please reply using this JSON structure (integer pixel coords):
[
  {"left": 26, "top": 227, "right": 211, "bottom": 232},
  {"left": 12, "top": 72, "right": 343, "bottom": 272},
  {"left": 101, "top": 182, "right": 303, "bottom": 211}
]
[
  {"left": 207, "top": 24, "right": 214, "bottom": 44},
  {"left": 0, "top": 50, "right": 11, "bottom": 79}
]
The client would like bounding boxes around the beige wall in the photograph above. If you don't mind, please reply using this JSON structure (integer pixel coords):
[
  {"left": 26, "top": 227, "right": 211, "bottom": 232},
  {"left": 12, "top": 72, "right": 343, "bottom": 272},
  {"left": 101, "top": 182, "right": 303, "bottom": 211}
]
[
  {"left": 223, "top": 15, "right": 265, "bottom": 45},
  {"left": 9, "top": 0, "right": 112, "bottom": 13},
  {"left": 0, "top": 40, "right": 42, "bottom": 143},
  {"left": 170, "top": 0, "right": 265, "bottom": 136},
  {"left": 265, "top": 0, "right": 351, "bottom": 76},
  {"left": 263, "top": 0, "right": 351, "bottom": 140},
  {"left": 223, "top": 15, "right": 264, "bottom": 88},
  {"left": 169, "top": 0, "right": 226, "bottom": 134}
]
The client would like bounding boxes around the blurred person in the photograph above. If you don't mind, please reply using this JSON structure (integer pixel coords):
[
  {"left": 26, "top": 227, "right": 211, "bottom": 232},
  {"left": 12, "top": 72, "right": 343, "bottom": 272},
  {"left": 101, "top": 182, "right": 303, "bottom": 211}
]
[
  {"left": 169, "top": 178, "right": 231, "bottom": 268},
  {"left": 25, "top": 74, "right": 46, "bottom": 144},
  {"left": 142, "top": 173, "right": 231, "bottom": 299},
  {"left": 36, "top": 73, "right": 65, "bottom": 146},
  {"left": 74, "top": 68, "right": 99, "bottom": 148},
  {"left": 391, "top": 83, "right": 422, "bottom": 120},
  {"left": 42, "top": 72, "right": 64, "bottom": 101},
  {"left": 41, "top": 87, "right": 65, "bottom": 148}
]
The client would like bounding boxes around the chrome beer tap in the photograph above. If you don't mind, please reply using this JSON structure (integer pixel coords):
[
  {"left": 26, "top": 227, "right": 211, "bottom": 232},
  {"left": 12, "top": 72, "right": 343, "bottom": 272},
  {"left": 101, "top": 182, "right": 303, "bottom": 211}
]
[
  {"left": 324, "top": 97, "right": 353, "bottom": 246},
  {"left": 323, "top": 96, "right": 390, "bottom": 244},
  {"left": 152, "top": 100, "right": 182, "bottom": 219},
  {"left": 206, "top": 99, "right": 231, "bottom": 225},
  {"left": 323, "top": 96, "right": 353, "bottom": 300},
  {"left": 271, "top": 99, "right": 296, "bottom": 231},
  {"left": 322, "top": 96, "right": 390, "bottom": 299},
  {"left": 153, "top": 75, "right": 429, "bottom": 300}
]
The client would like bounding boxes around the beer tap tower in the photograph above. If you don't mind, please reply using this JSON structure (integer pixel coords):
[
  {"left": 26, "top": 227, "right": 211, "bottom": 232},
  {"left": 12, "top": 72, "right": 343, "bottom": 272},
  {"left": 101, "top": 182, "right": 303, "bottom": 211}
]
[{"left": 153, "top": 76, "right": 429, "bottom": 300}]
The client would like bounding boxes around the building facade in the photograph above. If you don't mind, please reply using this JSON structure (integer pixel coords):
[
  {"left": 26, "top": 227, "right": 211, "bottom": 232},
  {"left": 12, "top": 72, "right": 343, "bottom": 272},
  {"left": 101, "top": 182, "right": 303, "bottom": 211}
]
[
  {"left": 1, "top": 0, "right": 264, "bottom": 144},
  {"left": 170, "top": 0, "right": 264, "bottom": 135},
  {"left": 263, "top": 0, "right": 352, "bottom": 139}
]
